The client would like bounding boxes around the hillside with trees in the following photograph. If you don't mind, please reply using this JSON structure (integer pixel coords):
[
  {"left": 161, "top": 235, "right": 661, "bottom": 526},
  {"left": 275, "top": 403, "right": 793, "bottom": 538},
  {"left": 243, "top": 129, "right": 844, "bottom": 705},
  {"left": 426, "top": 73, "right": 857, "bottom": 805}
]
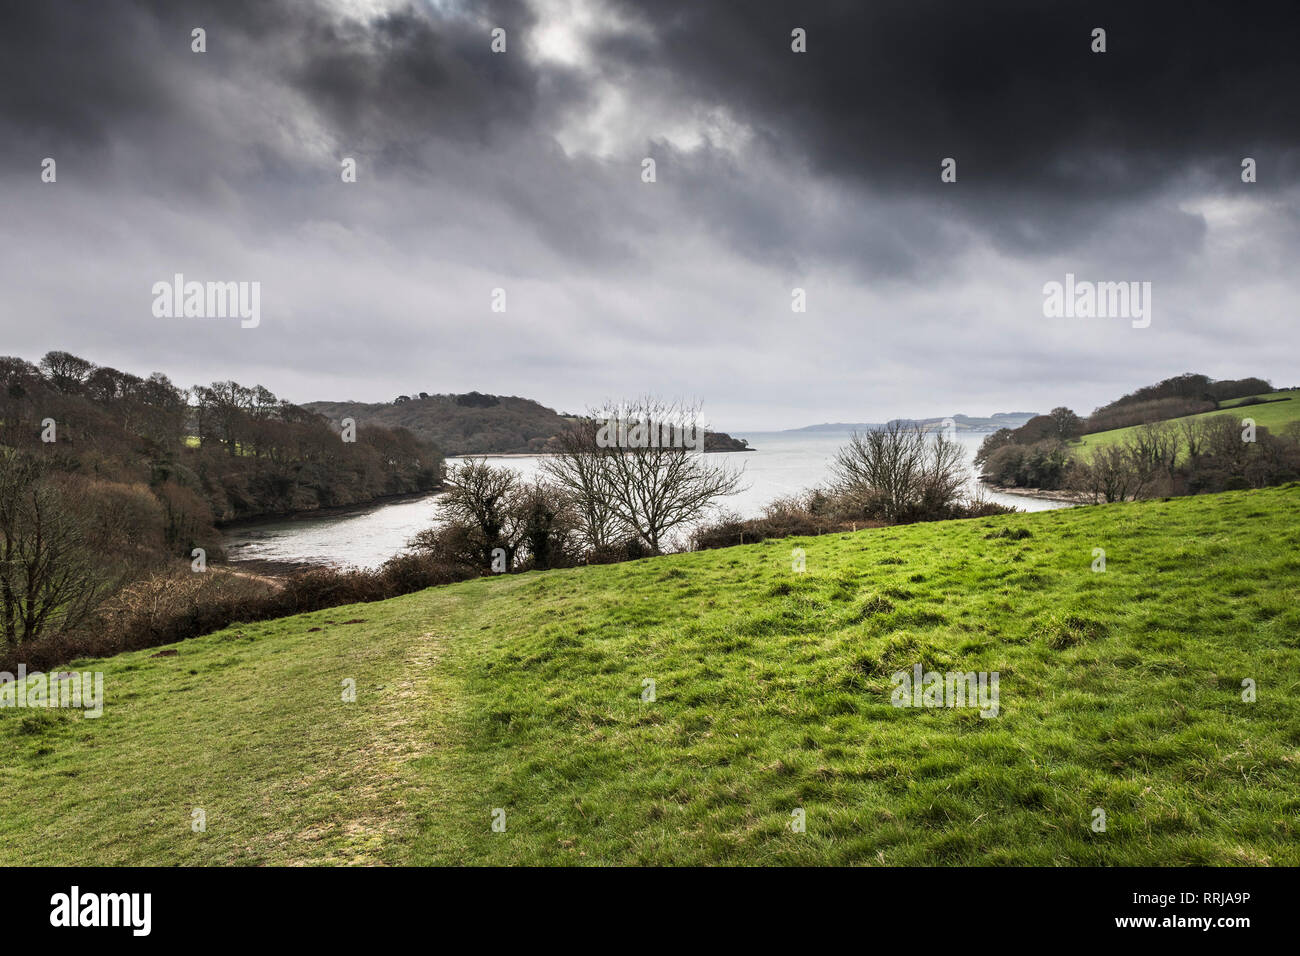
[
  {"left": 306, "top": 392, "right": 568, "bottom": 455},
  {"left": 787, "top": 412, "right": 1037, "bottom": 433},
  {"left": 0, "top": 351, "right": 442, "bottom": 657},
  {"left": 1, "top": 352, "right": 442, "bottom": 527},
  {"left": 975, "top": 373, "right": 1300, "bottom": 497},
  {"left": 306, "top": 392, "right": 752, "bottom": 455}
]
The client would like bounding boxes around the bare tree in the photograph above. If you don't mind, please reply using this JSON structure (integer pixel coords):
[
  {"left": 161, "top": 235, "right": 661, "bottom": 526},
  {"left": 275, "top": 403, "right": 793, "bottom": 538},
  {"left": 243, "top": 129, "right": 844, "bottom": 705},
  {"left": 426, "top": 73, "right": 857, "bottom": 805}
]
[
  {"left": 830, "top": 421, "right": 966, "bottom": 522},
  {"left": 38, "top": 351, "right": 95, "bottom": 394},
  {"left": 512, "top": 479, "right": 579, "bottom": 570},
  {"left": 542, "top": 418, "right": 623, "bottom": 551},
  {"left": 1199, "top": 416, "right": 1252, "bottom": 473},
  {"left": 0, "top": 451, "right": 103, "bottom": 646},
  {"left": 1072, "top": 443, "right": 1152, "bottom": 503},
  {"left": 417, "top": 463, "right": 581, "bottom": 571},
  {"left": 917, "top": 430, "right": 968, "bottom": 515},
  {"left": 831, "top": 422, "right": 922, "bottom": 521},
  {"left": 584, "top": 398, "right": 744, "bottom": 554},
  {"left": 1129, "top": 422, "right": 1181, "bottom": 490},
  {"left": 1179, "top": 416, "right": 1204, "bottom": 460},
  {"left": 435, "top": 458, "right": 523, "bottom": 569},
  {"left": 1047, "top": 406, "right": 1084, "bottom": 440}
]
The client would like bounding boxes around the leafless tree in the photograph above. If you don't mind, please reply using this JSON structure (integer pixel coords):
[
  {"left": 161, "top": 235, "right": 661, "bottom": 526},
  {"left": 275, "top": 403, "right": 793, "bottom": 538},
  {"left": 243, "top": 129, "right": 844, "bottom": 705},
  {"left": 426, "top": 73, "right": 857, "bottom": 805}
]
[
  {"left": 512, "top": 479, "right": 579, "bottom": 570},
  {"left": 830, "top": 421, "right": 967, "bottom": 522},
  {"left": 0, "top": 451, "right": 103, "bottom": 646},
  {"left": 832, "top": 422, "right": 921, "bottom": 521},
  {"left": 417, "top": 462, "right": 580, "bottom": 571},
  {"left": 434, "top": 458, "right": 524, "bottom": 568},
  {"left": 542, "top": 417, "right": 622, "bottom": 551},
  {"left": 37, "top": 350, "right": 95, "bottom": 394},
  {"left": 1199, "top": 415, "right": 1252, "bottom": 472},
  {"left": 1129, "top": 422, "right": 1182, "bottom": 489},
  {"left": 1072, "top": 443, "right": 1152, "bottom": 503},
  {"left": 582, "top": 398, "right": 744, "bottom": 554},
  {"left": 1179, "top": 416, "right": 1204, "bottom": 460},
  {"left": 917, "top": 430, "right": 968, "bottom": 515},
  {"left": 1047, "top": 406, "right": 1084, "bottom": 440}
]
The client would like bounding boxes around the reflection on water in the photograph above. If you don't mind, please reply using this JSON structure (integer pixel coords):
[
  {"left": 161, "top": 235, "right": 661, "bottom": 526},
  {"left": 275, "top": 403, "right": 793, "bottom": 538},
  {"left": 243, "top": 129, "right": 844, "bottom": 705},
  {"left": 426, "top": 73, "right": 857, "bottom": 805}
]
[
  {"left": 223, "top": 493, "right": 445, "bottom": 570},
  {"left": 224, "top": 430, "right": 1068, "bottom": 569}
]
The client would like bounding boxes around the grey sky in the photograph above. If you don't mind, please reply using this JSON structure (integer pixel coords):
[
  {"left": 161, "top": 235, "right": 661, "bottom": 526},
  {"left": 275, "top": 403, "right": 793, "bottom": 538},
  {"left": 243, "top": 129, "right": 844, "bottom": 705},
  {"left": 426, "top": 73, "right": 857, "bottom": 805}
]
[{"left": 1, "top": 0, "right": 1297, "bottom": 429}]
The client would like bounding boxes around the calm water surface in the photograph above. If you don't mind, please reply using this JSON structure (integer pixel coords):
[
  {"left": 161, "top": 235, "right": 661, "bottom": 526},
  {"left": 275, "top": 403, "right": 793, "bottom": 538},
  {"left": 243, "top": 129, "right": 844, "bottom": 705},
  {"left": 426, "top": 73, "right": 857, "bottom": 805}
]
[{"left": 224, "top": 430, "right": 1067, "bottom": 568}]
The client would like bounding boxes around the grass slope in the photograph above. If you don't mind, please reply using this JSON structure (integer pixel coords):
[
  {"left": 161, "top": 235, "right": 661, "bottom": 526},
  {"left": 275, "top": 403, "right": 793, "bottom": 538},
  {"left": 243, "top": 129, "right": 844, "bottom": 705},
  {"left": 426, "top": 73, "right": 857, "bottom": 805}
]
[
  {"left": 1074, "top": 389, "right": 1300, "bottom": 455},
  {"left": 3, "top": 487, "right": 1299, "bottom": 865}
]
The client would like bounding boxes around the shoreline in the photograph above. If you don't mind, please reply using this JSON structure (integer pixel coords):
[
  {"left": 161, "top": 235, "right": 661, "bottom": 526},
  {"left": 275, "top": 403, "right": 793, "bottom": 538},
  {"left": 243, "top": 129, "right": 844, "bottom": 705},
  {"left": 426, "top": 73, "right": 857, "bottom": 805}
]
[
  {"left": 449, "top": 448, "right": 756, "bottom": 459},
  {"left": 220, "top": 557, "right": 329, "bottom": 579},
  {"left": 981, "top": 479, "right": 1092, "bottom": 505},
  {"left": 216, "top": 488, "right": 444, "bottom": 529}
]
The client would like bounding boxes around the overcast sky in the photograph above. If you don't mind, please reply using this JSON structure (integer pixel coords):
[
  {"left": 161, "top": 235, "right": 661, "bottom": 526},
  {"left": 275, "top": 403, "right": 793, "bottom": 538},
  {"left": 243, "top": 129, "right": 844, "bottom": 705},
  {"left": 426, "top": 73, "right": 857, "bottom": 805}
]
[{"left": 1, "top": 0, "right": 1297, "bottom": 430}]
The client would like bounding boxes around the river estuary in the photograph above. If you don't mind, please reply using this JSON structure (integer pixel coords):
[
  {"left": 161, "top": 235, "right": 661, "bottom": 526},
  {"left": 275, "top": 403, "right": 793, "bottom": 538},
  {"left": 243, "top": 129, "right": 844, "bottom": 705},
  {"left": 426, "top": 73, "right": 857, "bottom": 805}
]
[{"left": 223, "top": 430, "right": 1068, "bottom": 569}]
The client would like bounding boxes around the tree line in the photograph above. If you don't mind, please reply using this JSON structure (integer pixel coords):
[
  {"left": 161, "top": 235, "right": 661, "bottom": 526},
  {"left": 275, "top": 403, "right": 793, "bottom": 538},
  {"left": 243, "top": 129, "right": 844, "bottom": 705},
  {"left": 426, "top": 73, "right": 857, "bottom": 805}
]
[
  {"left": 0, "top": 350, "right": 442, "bottom": 654},
  {"left": 975, "top": 373, "right": 1300, "bottom": 497}
]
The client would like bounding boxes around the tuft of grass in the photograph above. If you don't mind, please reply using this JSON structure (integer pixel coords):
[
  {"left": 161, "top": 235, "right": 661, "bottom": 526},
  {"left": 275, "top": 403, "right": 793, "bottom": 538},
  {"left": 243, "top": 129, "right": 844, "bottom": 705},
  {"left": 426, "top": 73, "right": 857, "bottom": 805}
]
[
  {"left": 16, "top": 710, "right": 69, "bottom": 735},
  {"left": 986, "top": 527, "right": 1033, "bottom": 540},
  {"left": 1032, "top": 613, "right": 1111, "bottom": 649},
  {"left": 854, "top": 595, "right": 895, "bottom": 619}
]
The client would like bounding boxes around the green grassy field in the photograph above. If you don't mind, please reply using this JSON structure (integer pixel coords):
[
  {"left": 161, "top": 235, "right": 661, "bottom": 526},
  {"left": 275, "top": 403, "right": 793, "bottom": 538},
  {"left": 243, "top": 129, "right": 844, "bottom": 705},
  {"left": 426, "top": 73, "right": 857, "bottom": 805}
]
[
  {"left": 2, "top": 486, "right": 1299, "bottom": 865},
  {"left": 1073, "top": 389, "right": 1300, "bottom": 456}
]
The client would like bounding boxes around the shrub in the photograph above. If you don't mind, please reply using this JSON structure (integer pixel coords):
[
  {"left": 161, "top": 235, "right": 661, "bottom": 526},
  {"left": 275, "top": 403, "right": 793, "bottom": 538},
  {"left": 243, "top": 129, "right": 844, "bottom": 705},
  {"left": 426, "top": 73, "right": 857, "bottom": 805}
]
[
  {"left": 829, "top": 423, "right": 966, "bottom": 523},
  {"left": 0, "top": 555, "right": 480, "bottom": 673},
  {"left": 690, "top": 492, "right": 869, "bottom": 551}
]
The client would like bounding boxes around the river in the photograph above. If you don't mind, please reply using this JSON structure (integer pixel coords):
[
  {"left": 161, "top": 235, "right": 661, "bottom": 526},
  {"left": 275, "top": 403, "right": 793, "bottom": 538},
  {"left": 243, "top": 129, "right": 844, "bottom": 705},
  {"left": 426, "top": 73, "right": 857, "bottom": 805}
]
[{"left": 223, "top": 430, "right": 1068, "bottom": 569}]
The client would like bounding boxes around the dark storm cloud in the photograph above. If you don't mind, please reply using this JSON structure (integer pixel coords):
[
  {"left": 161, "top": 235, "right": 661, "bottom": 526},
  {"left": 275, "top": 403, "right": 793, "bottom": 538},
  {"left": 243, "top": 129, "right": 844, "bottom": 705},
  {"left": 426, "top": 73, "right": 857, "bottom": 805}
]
[
  {"left": 281, "top": 1, "right": 546, "bottom": 151},
  {"left": 599, "top": 0, "right": 1300, "bottom": 253},
  {"left": 0, "top": 0, "right": 1296, "bottom": 428},
  {"left": 0, "top": 0, "right": 551, "bottom": 167},
  {"left": 602, "top": 0, "right": 1300, "bottom": 192},
  {"left": 0, "top": 0, "right": 644, "bottom": 266},
  {"left": 6, "top": 0, "right": 1289, "bottom": 266}
]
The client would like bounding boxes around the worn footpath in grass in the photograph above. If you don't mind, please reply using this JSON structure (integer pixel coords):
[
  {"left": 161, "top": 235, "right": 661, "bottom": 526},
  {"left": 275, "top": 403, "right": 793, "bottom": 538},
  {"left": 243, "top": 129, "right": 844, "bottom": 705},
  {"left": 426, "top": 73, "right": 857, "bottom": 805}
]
[
  {"left": 2, "top": 486, "right": 1298, "bottom": 865},
  {"left": 0, "top": 597, "right": 463, "bottom": 865}
]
